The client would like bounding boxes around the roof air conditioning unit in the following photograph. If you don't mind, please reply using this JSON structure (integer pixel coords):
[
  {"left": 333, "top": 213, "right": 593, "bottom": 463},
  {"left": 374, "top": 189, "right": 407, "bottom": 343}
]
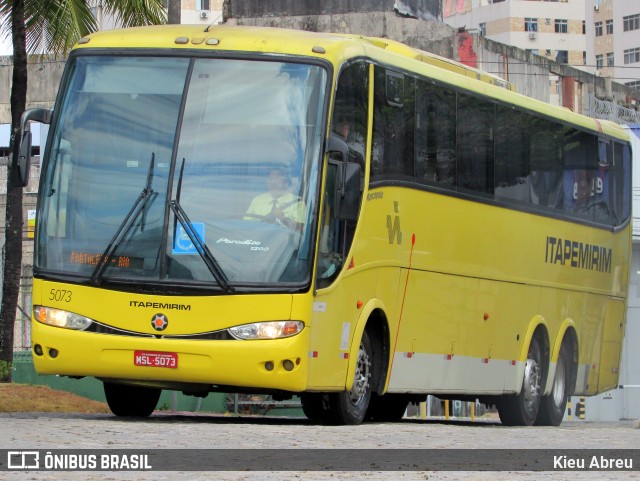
[
  {"left": 529, "top": 32, "right": 537, "bottom": 39},
  {"left": 200, "top": 11, "right": 209, "bottom": 19}
]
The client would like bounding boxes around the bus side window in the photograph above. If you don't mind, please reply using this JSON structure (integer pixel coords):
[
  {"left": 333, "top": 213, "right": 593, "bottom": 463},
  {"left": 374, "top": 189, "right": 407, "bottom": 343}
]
[
  {"left": 371, "top": 67, "right": 415, "bottom": 180},
  {"left": 530, "top": 118, "right": 563, "bottom": 209},
  {"left": 415, "top": 80, "right": 456, "bottom": 188},
  {"left": 318, "top": 61, "right": 368, "bottom": 288},
  {"left": 456, "top": 94, "right": 494, "bottom": 196},
  {"left": 614, "top": 141, "right": 632, "bottom": 225},
  {"left": 561, "top": 129, "right": 611, "bottom": 223},
  {"left": 494, "top": 105, "right": 530, "bottom": 204}
]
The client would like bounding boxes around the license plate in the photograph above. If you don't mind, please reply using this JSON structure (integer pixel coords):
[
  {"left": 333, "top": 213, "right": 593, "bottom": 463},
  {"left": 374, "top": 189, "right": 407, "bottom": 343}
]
[{"left": 134, "top": 350, "right": 178, "bottom": 369}]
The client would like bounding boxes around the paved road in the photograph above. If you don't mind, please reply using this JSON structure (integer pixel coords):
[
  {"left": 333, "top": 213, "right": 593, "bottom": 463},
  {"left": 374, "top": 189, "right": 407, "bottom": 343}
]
[{"left": 1, "top": 412, "right": 638, "bottom": 480}]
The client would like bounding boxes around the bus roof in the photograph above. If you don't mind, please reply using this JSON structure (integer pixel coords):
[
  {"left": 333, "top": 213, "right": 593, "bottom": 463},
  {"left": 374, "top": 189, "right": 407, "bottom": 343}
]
[{"left": 74, "top": 24, "right": 628, "bottom": 142}]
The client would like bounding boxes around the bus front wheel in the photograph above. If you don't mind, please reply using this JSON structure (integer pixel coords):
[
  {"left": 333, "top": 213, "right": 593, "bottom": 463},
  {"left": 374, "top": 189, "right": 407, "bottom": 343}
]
[
  {"left": 103, "top": 382, "right": 161, "bottom": 417},
  {"left": 498, "top": 336, "right": 544, "bottom": 426},
  {"left": 326, "top": 330, "right": 373, "bottom": 425}
]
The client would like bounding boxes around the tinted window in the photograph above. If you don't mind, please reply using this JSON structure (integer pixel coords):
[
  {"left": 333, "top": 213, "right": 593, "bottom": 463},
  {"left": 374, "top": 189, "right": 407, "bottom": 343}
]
[
  {"left": 495, "top": 106, "right": 530, "bottom": 203},
  {"left": 456, "top": 94, "right": 494, "bottom": 195},
  {"left": 530, "top": 118, "right": 563, "bottom": 209},
  {"left": 372, "top": 67, "right": 415, "bottom": 179},
  {"left": 415, "top": 81, "right": 456, "bottom": 187}
]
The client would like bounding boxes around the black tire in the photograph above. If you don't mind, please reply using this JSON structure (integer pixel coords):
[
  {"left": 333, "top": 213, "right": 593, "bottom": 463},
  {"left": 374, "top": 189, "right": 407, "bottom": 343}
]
[
  {"left": 498, "top": 336, "right": 544, "bottom": 426},
  {"left": 103, "top": 382, "right": 161, "bottom": 417},
  {"left": 300, "top": 393, "right": 330, "bottom": 422},
  {"left": 325, "top": 330, "right": 373, "bottom": 425},
  {"left": 366, "top": 393, "right": 410, "bottom": 422},
  {"left": 535, "top": 341, "right": 572, "bottom": 426}
]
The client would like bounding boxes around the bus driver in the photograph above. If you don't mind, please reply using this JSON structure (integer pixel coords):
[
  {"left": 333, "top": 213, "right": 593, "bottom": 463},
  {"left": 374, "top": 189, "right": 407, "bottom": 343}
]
[{"left": 244, "top": 166, "right": 306, "bottom": 231}]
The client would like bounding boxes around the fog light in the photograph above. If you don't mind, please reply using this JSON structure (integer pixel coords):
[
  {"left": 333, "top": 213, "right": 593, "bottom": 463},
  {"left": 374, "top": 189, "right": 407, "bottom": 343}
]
[
  {"left": 283, "top": 359, "right": 294, "bottom": 371},
  {"left": 265, "top": 361, "right": 274, "bottom": 371},
  {"left": 49, "top": 348, "right": 58, "bottom": 358},
  {"left": 34, "top": 344, "right": 43, "bottom": 356}
]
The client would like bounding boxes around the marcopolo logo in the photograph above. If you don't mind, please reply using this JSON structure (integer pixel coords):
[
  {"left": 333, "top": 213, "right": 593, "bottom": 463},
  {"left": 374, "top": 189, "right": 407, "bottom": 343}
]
[{"left": 151, "top": 313, "right": 168, "bottom": 332}]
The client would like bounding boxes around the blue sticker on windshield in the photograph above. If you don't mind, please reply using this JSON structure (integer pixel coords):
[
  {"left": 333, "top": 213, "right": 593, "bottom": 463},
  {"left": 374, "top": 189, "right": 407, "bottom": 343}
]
[{"left": 173, "top": 223, "right": 205, "bottom": 255}]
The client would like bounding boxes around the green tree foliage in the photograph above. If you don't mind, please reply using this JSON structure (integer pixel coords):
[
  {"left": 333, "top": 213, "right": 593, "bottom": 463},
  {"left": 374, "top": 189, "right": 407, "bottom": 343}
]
[{"left": 0, "top": 0, "right": 167, "bottom": 382}]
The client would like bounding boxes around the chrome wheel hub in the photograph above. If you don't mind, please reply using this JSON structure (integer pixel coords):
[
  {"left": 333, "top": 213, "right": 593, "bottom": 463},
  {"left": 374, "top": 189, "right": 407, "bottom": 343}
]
[
  {"left": 552, "top": 356, "right": 566, "bottom": 408},
  {"left": 349, "top": 342, "right": 371, "bottom": 406},
  {"left": 523, "top": 357, "right": 541, "bottom": 410}
]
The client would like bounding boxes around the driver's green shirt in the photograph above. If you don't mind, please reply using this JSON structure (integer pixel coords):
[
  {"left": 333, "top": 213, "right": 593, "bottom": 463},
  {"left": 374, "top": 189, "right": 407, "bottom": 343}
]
[{"left": 244, "top": 192, "right": 306, "bottom": 223}]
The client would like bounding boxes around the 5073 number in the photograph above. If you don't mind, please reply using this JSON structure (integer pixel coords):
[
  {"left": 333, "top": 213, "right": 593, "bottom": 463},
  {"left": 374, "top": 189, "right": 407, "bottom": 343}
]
[{"left": 49, "top": 289, "right": 72, "bottom": 302}]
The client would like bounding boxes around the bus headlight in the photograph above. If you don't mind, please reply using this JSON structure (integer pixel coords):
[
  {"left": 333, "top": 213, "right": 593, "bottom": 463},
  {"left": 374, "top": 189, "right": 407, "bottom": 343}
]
[
  {"left": 33, "top": 306, "right": 93, "bottom": 330},
  {"left": 228, "top": 321, "right": 304, "bottom": 340}
]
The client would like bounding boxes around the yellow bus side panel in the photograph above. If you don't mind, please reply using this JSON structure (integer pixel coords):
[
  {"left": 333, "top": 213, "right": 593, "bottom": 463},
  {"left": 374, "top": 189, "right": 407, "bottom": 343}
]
[
  {"left": 306, "top": 267, "right": 392, "bottom": 390},
  {"left": 346, "top": 186, "right": 628, "bottom": 396},
  {"left": 597, "top": 299, "right": 625, "bottom": 392}
]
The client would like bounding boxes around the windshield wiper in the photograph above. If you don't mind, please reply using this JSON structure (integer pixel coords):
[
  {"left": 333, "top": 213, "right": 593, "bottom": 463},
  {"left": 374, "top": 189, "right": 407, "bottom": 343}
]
[
  {"left": 169, "top": 199, "right": 235, "bottom": 293},
  {"left": 90, "top": 154, "right": 156, "bottom": 285}
]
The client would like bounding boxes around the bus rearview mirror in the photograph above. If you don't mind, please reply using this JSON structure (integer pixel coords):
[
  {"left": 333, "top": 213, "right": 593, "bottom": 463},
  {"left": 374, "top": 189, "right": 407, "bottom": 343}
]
[
  {"left": 16, "top": 130, "right": 32, "bottom": 187},
  {"left": 14, "top": 108, "right": 53, "bottom": 188}
]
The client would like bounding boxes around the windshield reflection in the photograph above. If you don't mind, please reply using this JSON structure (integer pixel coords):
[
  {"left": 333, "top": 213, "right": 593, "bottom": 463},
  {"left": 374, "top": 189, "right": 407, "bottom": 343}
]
[{"left": 37, "top": 55, "right": 327, "bottom": 290}]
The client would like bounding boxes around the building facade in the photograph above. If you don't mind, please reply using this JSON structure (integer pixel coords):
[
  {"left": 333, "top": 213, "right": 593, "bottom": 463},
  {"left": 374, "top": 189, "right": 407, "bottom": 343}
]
[
  {"left": 585, "top": 0, "right": 640, "bottom": 91},
  {"left": 443, "top": 0, "right": 588, "bottom": 67}
]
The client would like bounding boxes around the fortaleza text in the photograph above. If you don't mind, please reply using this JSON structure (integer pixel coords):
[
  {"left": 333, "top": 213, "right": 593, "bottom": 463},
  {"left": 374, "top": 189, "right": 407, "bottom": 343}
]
[
  {"left": 545, "top": 236, "right": 612, "bottom": 273},
  {"left": 554, "top": 455, "right": 633, "bottom": 470}
]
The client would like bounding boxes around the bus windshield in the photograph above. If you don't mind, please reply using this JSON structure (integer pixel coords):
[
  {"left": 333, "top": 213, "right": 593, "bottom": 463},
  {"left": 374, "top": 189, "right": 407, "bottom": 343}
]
[{"left": 36, "top": 55, "right": 327, "bottom": 290}]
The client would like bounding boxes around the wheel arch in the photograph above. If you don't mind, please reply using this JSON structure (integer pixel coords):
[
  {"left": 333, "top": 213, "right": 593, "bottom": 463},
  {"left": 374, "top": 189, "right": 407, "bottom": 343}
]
[
  {"left": 344, "top": 300, "right": 390, "bottom": 395},
  {"left": 517, "top": 317, "right": 551, "bottom": 395},
  {"left": 549, "top": 322, "right": 579, "bottom": 396}
]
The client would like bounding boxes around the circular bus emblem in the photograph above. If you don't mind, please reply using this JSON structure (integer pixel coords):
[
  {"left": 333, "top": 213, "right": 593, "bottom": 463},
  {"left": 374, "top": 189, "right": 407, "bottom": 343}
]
[{"left": 151, "top": 313, "right": 168, "bottom": 331}]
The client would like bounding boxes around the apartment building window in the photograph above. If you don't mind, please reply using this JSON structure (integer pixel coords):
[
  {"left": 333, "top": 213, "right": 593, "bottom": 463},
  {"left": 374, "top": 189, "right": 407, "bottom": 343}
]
[
  {"left": 525, "top": 18, "right": 538, "bottom": 32},
  {"left": 624, "top": 47, "right": 640, "bottom": 64},
  {"left": 555, "top": 50, "right": 568, "bottom": 64},
  {"left": 480, "top": 23, "right": 486, "bottom": 36},
  {"left": 197, "top": 0, "right": 210, "bottom": 10},
  {"left": 555, "top": 19, "right": 568, "bottom": 34},
  {"left": 606, "top": 19, "right": 613, "bottom": 35},
  {"left": 595, "top": 21, "right": 603, "bottom": 37},
  {"left": 627, "top": 80, "right": 640, "bottom": 89},
  {"left": 606, "top": 52, "right": 614, "bottom": 67},
  {"left": 623, "top": 14, "right": 640, "bottom": 32},
  {"left": 596, "top": 54, "right": 603, "bottom": 69}
]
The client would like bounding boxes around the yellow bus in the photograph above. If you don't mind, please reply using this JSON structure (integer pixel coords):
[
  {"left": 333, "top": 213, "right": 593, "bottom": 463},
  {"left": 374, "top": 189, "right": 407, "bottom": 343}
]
[{"left": 18, "top": 25, "right": 631, "bottom": 426}]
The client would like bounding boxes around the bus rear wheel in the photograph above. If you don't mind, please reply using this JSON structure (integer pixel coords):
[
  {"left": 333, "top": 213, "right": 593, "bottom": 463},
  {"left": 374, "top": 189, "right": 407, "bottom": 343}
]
[
  {"left": 326, "top": 330, "right": 373, "bottom": 425},
  {"left": 103, "top": 382, "right": 161, "bottom": 417},
  {"left": 498, "top": 336, "right": 544, "bottom": 426},
  {"left": 535, "top": 341, "right": 572, "bottom": 426}
]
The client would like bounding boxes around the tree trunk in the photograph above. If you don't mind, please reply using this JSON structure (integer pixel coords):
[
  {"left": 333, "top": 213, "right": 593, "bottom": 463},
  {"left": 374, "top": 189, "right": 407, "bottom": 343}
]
[
  {"left": 0, "top": 0, "right": 28, "bottom": 383},
  {"left": 168, "top": 0, "right": 181, "bottom": 24}
]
